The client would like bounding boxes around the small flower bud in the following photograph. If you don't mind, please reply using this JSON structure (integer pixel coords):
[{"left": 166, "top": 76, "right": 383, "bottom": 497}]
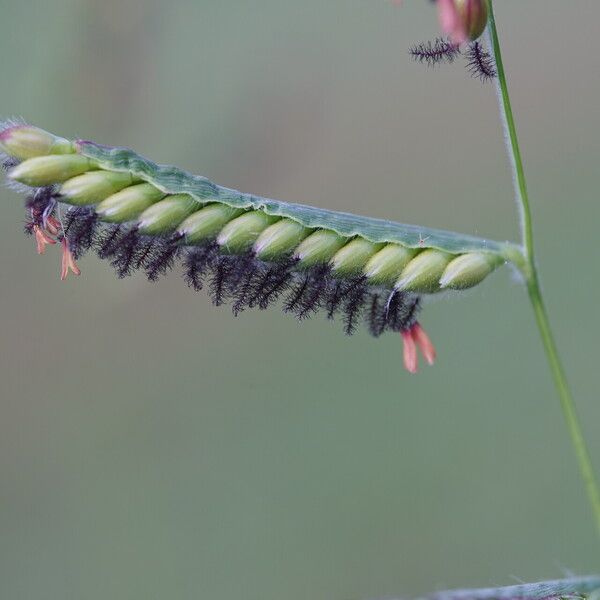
[
  {"left": 217, "top": 211, "right": 279, "bottom": 253},
  {"left": 293, "top": 229, "right": 346, "bottom": 267},
  {"left": 438, "top": 0, "right": 489, "bottom": 43},
  {"left": 330, "top": 238, "right": 384, "bottom": 275},
  {"left": 0, "top": 125, "right": 74, "bottom": 160},
  {"left": 9, "top": 155, "right": 95, "bottom": 187},
  {"left": 60, "top": 171, "right": 139, "bottom": 206},
  {"left": 395, "top": 249, "right": 453, "bottom": 293},
  {"left": 177, "top": 204, "right": 244, "bottom": 244},
  {"left": 364, "top": 244, "right": 418, "bottom": 286},
  {"left": 253, "top": 218, "right": 310, "bottom": 261},
  {"left": 439, "top": 252, "right": 501, "bottom": 290},
  {"left": 95, "top": 183, "right": 164, "bottom": 222},
  {"left": 137, "top": 194, "right": 198, "bottom": 235}
]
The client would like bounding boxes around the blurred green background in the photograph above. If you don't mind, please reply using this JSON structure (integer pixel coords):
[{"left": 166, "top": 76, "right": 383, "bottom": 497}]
[{"left": 1, "top": 1, "right": 599, "bottom": 598}]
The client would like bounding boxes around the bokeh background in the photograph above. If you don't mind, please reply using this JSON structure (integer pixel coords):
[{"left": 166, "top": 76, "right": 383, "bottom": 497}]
[{"left": 1, "top": 1, "right": 599, "bottom": 598}]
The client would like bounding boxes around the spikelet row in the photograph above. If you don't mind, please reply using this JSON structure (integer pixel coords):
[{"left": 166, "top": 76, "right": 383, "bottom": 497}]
[
  {"left": 2, "top": 124, "right": 505, "bottom": 293},
  {"left": 1, "top": 123, "right": 511, "bottom": 371}
]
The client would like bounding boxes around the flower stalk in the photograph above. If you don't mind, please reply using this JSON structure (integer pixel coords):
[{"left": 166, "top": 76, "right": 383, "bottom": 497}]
[{"left": 486, "top": 0, "right": 600, "bottom": 539}]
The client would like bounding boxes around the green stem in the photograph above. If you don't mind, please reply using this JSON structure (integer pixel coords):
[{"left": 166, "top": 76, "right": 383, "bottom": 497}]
[{"left": 486, "top": 0, "right": 600, "bottom": 539}]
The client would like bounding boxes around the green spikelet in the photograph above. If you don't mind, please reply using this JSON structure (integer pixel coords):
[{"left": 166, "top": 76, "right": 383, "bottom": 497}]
[
  {"left": 217, "top": 211, "right": 279, "bottom": 253},
  {"left": 95, "top": 183, "right": 165, "bottom": 222},
  {"left": 396, "top": 249, "right": 454, "bottom": 293},
  {"left": 253, "top": 218, "right": 310, "bottom": 261},
  {"left": 60, "top": 171, "right": 139, "bottom": 206},
  {"left": 177, "top": 204, "right": 244, "bottom": 244},
  {"left": 293, "top": 230, "right": 346, "bottom": 267},
  {"left": 440, "top": 252, "right": 502, "bottom": 290},
  {"left": 138, "top": 194, "right": 198, "bottom": 235},
  {"left": 331, "top": 238, "right": 384, "bottom": 275},
  {"left": 0, "top": 124, "right": 74, "bottom": 160},
  {"left": 364, "top": 244, "right": 419, "bottom": 286},
  {"left": 9, "top": 155, "right": 95, "bottom": 187}
]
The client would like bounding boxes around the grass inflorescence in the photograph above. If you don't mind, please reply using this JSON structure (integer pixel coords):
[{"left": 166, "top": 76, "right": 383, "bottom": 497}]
[{"left": 1, "top": 122, "right": 513, "bottom": 371}]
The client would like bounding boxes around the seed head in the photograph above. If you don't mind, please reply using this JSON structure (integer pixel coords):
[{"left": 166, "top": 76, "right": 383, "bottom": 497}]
[{"left": 0, "top": 122, "right": 514, "bottom": 374}]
